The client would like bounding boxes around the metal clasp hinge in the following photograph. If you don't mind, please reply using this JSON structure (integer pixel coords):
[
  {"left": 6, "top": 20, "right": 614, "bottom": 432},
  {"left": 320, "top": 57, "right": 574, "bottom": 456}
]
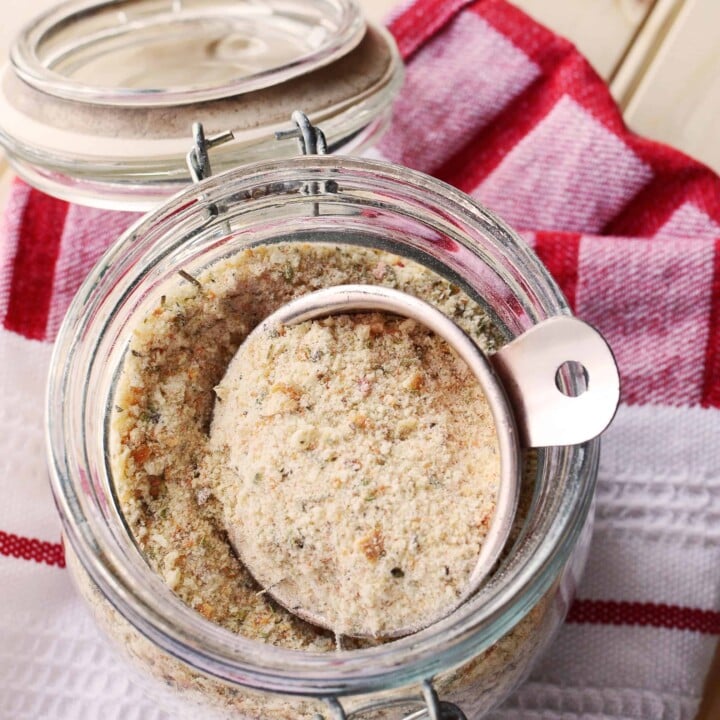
[
  {"left": 275, "top": 110, "right": 331, "bottom": 215},
  {"left": 275, "top": 110, "right": 328, "bottom": 156},
  {"left": 318, "top": 680, "right": 467, "bottom": 720},
  {"left": 186, "top": 122, "right": 234, "bottom": 183}
]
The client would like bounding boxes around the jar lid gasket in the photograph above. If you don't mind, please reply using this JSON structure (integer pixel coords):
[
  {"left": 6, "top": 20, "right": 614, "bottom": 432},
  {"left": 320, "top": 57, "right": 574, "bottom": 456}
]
[{"left": 11, "top": 0, "right": 366, "bottom": 107}]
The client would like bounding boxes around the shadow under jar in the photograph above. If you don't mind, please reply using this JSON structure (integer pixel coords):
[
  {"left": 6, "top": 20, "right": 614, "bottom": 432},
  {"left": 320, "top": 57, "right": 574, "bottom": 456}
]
[{"left": 46, "top": 156, "right": 600, "bottom": 720}]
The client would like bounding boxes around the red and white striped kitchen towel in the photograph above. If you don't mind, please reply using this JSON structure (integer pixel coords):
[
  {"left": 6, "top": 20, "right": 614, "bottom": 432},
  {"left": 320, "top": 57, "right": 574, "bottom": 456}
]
[{"left": 1, "top": 1, "right": 719, "bottom": 718}]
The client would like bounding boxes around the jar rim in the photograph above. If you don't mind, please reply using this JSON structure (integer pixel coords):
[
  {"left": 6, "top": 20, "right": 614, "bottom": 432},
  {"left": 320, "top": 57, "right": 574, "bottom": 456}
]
[
  {"left": 47, "top": 155, "right": 599, "bottom": 696},
  {"left": 11, "top": 0, "right": 366, "bottom": 107}
]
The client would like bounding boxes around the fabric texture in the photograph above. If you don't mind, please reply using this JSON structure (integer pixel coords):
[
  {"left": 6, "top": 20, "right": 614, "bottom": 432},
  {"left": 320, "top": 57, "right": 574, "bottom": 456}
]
[{"left": 1, "top": 0, "right": 719, "bottom": 718}]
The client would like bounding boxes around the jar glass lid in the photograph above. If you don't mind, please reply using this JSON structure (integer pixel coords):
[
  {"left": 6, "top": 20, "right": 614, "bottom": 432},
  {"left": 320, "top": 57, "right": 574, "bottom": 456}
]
[
  {"left": 11, "top": 0, "right": 366, "bottom": 106},
  {"left": 0, "top": 0, "right": 402, "bottom": 209}
]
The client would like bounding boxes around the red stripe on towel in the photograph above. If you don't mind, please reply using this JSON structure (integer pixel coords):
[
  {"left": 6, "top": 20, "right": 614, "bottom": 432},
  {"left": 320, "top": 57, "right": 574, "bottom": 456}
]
[
  {"left": 534, "top": 231, "right": 581, "bottom": 311},
  {"left": 568, "top": 599, "right": 720, "bottom": 635},
  {"left": 0, "top": 531, "right": 65, "bottom": 568},
  {"left": 3, "top": 190, "right": 68, "bottom": 340},
  {"left": 701, "top": 238, "right": 720, "bottom": 409},
  {"left": 388, "top": 0, "right": 473, "bottom": 59}
]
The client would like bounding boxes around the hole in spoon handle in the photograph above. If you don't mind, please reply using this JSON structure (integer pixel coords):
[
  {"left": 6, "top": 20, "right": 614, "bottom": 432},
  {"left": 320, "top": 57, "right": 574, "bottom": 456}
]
[{"left": 490, "top": 316, "right": 620, "bottom": 448}]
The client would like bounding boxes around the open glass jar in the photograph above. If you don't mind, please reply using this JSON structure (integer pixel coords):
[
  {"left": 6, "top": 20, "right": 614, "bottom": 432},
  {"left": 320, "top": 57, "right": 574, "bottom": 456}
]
[{"left": 47, "top": 154, "right": 606, "bottom": 719}]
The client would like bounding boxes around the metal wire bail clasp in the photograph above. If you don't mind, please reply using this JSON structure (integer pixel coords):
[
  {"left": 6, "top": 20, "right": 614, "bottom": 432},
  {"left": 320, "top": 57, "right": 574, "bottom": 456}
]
[
  {"left": 318, "top": 680, "right": 468, "bottom": 720},
  {"left": 275, "top": 110, "right": 330, "bottom": 214},
  {"left": 275, "top": 110, "right": 328, "bottom": 156},
  {"left": 186, "top": 122, "right": 234, "bottom": 183}
]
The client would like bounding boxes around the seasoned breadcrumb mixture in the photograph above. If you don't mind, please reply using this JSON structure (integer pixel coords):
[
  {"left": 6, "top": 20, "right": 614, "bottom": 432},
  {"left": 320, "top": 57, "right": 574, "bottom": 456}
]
[
  {"left": 209, "top": 312, "right": 500, "bottom": 637},
  {"left": 111, "top": 242, "right": 501, "bottom": 649}
]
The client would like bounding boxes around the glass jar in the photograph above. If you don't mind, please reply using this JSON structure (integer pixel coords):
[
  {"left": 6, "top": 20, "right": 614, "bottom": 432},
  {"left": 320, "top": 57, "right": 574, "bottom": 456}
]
[
  {"left": 0, "top": 0, "right": 402, "bottom": 210},
  {"left": 46, "top": 155, "right": 599, "bottom": 719}
]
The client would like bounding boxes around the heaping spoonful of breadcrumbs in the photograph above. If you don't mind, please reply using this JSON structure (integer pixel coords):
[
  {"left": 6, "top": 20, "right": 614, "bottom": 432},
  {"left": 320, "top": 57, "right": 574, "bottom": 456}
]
[{"left": 206, "top": 285, "right": 518, "bottom": 639}]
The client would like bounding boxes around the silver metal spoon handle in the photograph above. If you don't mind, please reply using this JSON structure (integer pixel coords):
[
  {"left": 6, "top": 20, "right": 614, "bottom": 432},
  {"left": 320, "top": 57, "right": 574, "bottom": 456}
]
[{"left": 491, "top": 316, "right": 620, "bottom": 448}]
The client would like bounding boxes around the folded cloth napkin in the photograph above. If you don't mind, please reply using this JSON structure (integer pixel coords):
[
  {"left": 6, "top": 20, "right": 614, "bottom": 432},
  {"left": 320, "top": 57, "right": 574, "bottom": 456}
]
[{"left": 1, "top": 1, "right": 719, "bottom": 718}]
